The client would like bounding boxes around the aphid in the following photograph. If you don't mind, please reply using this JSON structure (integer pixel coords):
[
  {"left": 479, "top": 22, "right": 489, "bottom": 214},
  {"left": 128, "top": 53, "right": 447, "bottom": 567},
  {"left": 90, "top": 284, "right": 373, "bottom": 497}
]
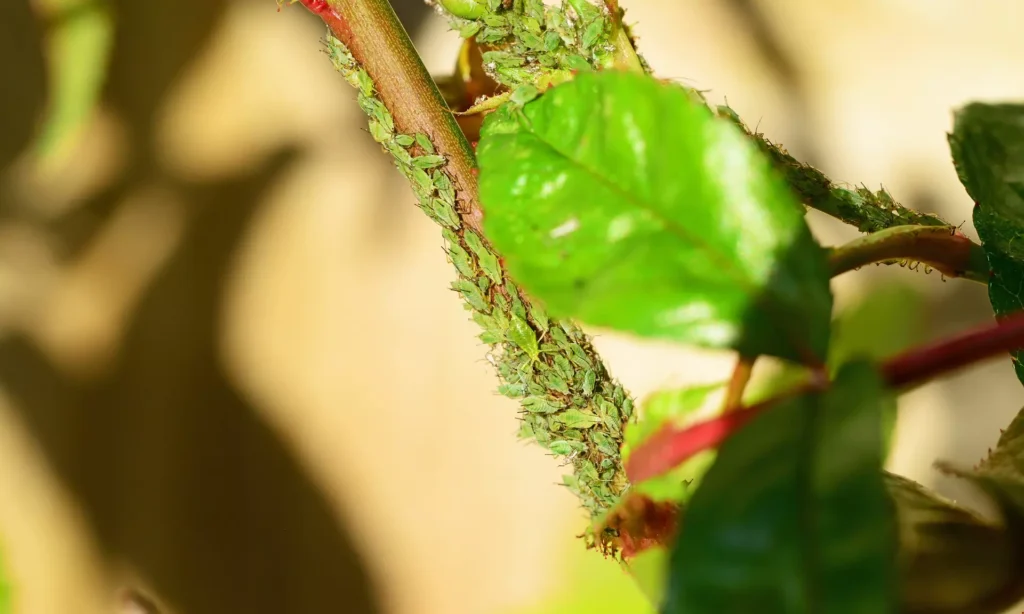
[
  {"left": 507, "top": 314, "right": 540, "bottom": 361},
  {"left": 438, "top": 0, "right": 487, "bottom": 19}
]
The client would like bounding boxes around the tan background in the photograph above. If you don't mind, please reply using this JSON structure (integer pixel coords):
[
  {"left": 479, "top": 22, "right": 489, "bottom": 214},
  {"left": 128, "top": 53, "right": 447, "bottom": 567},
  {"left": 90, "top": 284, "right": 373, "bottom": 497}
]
[{"left": 2, "top": 1, "right": 1024, "bottom": 613}]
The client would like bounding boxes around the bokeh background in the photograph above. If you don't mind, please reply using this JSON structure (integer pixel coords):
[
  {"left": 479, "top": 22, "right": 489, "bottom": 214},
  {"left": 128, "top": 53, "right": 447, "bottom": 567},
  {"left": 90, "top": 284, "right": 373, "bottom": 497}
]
[{"left": 2, "top": 1, "right": 1024, "bottom": 613}]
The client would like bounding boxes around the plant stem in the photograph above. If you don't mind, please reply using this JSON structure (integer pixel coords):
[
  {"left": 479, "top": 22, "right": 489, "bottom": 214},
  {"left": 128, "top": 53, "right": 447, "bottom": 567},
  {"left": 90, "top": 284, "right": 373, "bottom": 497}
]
[
  {"left": 626, "top": 310, "right": 1024, "bottom": 483},
  {"left": 723, "top": 355, "right": 755, "bottom": 411},
  {"left": 882, "top": 310, "right": 1024, "bottom": 389},
  {"left": 286, "top": 0, "right": 636, "bottom": 529},
  {"left": 298, "top": 0, "right": 482, "bottom": 228},
  {"left": 829, "top": 225, "right": 988, "bottom": 283}
]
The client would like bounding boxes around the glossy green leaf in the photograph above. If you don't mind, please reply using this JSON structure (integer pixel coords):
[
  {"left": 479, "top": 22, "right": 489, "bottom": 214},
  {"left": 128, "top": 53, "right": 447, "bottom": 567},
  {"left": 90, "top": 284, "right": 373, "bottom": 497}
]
[
  {"left": 621, "top": 383, "right": 725, "bottom": 503},
  {"left": 948, "top": 103, "right": 1024, "bottom": 385},
  {"left": 477, "top": 71, "right": 833, "bottom": 364},
  {"left": 664, "top": 361, "right": 896, "bottom": 614}
]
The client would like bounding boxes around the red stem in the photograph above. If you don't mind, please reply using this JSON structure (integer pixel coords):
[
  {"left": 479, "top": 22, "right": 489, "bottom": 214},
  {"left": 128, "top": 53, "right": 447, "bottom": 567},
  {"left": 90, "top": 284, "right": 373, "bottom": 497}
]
[{"left": 626, "top": 310, "right": 1024, "bottom": 484}]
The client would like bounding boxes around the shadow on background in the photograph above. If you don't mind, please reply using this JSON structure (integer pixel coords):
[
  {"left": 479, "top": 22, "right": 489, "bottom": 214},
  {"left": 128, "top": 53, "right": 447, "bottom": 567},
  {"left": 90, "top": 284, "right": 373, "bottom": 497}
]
[{"left": 0, "top": 0, "right": 385, "bottom": 612}]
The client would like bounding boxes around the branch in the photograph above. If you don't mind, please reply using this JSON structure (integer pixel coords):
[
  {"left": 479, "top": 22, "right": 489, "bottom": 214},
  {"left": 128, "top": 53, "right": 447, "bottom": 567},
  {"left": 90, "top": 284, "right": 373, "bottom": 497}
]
[
  {"left": 626, "top": 310, "right": 1024, "bottom": 484},
  {"left": 283, "top": 0, "right": 636, "bottom": 530},
  {"left": 829, "top": 225, "right": 988, "bottom": 283}
]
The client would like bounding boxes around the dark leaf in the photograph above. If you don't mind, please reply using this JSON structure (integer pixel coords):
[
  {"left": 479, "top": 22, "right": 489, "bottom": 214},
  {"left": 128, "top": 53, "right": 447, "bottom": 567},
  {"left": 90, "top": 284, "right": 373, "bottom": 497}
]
[
  {"left": 949, "top": 103, "right": 1024, "bottom": 385},
  {"left": 664, "top": 361, "right": 896, "bottom": 614}
]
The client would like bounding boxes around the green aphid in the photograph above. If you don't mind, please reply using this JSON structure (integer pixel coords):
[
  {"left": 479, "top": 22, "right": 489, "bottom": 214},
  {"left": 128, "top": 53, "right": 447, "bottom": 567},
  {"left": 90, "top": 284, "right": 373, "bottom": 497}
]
[
  {"left": 413, "top": 133, "right": 435, "bottom": 154},
  {"left": 581, "top": 369, "right": 596, "bottom": 397},
  {"left": 463, "top": 231, "right": 502, "bottom": 285},
  {"left": 431, "top": 197, "right": 460, "bottom": 229},
  {"left": 478, "top": 28, "right": 510, "bottom": 44},
  {"left": 570, "top": 344, "right": 592, "bottom": 370},
  {"left": 522, "top": 395, "right": 560, "bottom": 414},
  {"left": 409, "top": 166, "right": 434, "bottom": 193},
  {"left": 412, "top": 154, "right": 446, "bottom": 169},
  {"left": 612, "top": 385, "right": 625, "bottom": 405},
  {"left": 553, "top": 354, "right": 573, "bottom": 381},
  {"left": 446, "top": 242, "right": 475, "bottom": 278},
  {"left": 558, "top": 408, "right": 602, "bottom": 430},
  {"left": 485, "top": 0, "right": 502, "bottom": 12},
  {"left": 498, "top": 383, "right": 526, "bottom": 398},
  {"left": 482, "top": 14, "right": 506, "bottom": 27},
  {"left": 459, "top": 22, "right": 482, "bottom": 38},
  {"left": 438, "top": 0, "right": 487, "bottom": 19},
  {"left": 518, "top": 31, "right": 545, "bottom": 50},
  {"left": 579, "top": 460, "right": 600, "bottom": 482},
  {"left": 561, "top": 429, "right": 584, "bottom": 441},
  {"left": 480, "top": 330, "right": 502, "bottom": 344},
  {"left": 544, "top": 372, "right": 570, "bottom": 395},
  {"left": 548, "top": 440, "right": 586, "bottom": 456},
  {"left": 393, "top": 133, "right": 415, "bottom": 147},
  {"left": 543, "top": 31, "right": 562, "bottom": 52},
  {"left": 434, "top": 172, "right": 455, "bottom": 204},
  {"left": 482, "top": 50, "right": 524, "bottom": 67},
  {"left": 473, "top": 311, "right": 498, "bottom": 332},
  {"left": 451, "top": 279, "right": 489, "bottom": 313},
  {"left": 368, "top": 119, "right": 391, "bottom": 143},
  {"left": 563, "top": 54, "right": 590, "bottom": 71},
  {"left": 510, "top": 84, "right": 540, "bottom": 107},
  {"left": 507, "top": 314, "right": 540, "bottom": 361},
  {"left": 510, "top": 291, "right": 528, "bottom": 321},
  {"left": 621, "top": 398, "right": 634, "bottom": 419},
  {"left": 529, "top": 303, "right": 548, "bottom": 332},
  {"left": 581, "top": 18, "right": 605, "bottom": 50},
  {"left": 591, "top": 431, "right": 618, "bottom": 457},
  {"left": 517, "top": 420, "right": 535, "bottom": 441},
  {"left": 358, "top": 70, "right": 378, "bottom": 96},
  {"left": 476, "top": 275, "right": 490, "bottom": 293},
  {"left": 549, "top": 326, "right": 568, "bottom": 346},
  {"left": 388, "top": 141, "right": 414, "bottom": 166}
]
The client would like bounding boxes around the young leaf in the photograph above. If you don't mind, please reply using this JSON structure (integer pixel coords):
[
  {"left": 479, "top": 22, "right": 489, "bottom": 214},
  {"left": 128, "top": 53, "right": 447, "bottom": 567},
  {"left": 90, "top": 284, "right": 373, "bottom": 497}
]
[
  {"left": 621, "top": 383, "right": 725, "bottom": 503},
  {"left": 948, "top": 103, "right": 1024, "bottom": 385},
  {"left": 477, "top": 71, "right": 833, "bottom": 364},
  {"left": 663, "top": 361, "right": 896, "bottom": 614}
]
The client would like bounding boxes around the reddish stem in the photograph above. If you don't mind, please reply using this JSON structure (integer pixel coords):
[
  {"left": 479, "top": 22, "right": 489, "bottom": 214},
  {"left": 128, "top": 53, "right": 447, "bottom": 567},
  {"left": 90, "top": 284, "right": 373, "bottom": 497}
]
[
  {"left": 881, "top": 309, "right": 1024, "bottom": 388},
  {"left": 626, "top": 310, "right": 1024, "bottom": 484}
]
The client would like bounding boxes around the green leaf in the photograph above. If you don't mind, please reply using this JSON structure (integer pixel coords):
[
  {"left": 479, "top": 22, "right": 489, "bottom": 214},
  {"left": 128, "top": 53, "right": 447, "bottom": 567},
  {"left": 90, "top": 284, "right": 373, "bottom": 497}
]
[
  {"left": 948, "top": 103, "right": 1024, "bottom": 385},
  {"left": 664, "top": 361, "right": 897, "bottom": 614},
  {"left": 621, "top": 383, "right": 725, "bottom": 502},
  {"left": 477, "top": 71, "right": 832, "bottom": 364}
]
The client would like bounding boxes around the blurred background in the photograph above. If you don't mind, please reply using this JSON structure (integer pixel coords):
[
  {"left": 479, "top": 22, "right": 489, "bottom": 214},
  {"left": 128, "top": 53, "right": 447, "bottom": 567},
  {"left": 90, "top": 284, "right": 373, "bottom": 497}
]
[{"left": 2, "top": 0, "right": 1024, "bottom": 613}]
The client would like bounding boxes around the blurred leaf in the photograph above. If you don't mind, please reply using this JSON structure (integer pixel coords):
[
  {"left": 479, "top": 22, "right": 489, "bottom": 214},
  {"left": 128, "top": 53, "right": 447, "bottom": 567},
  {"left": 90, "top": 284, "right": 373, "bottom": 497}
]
[
  {"left": 891, "top": 400, "right": 1024, "bottom": 614},
  {"left": 0, "top": 542, "right": 10, "bottom": 614},
  {"left": 34, "top": 0, "right": 114, "bottom": 162},
  {"left": 477, "top": 71, "right": 833, "bottom": 364},
  {"left": 624, "top": 546, "right": 668, "bottom": 608},
  {"left": 664, "top": 361, "right": 897, "bottom": 614},
  {"left": 830, "top": 282, "right": 926, "bottom": 455},
  {"left": 883, "top": 471, "right": 1024, "bottom": 614},
  {"left": 507, "top": 530, "right": 653, "bottom": 614},
  {"left": 948, "top": 103, "right": 1024, "bottom": 385},
  {"left": 621, "top": 383, "right": 725, "bottom": 503}
]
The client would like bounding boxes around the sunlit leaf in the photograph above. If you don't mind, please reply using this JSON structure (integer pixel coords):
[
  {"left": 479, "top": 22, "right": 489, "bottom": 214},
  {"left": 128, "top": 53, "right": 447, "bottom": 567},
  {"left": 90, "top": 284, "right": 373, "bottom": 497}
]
[
  {"left": 948, "top": 103, "right": 1024, "bottom": 385},
  {"left": 664, "top": 361, "right": 896, "bottom": 613},
  {"left": 477, "top": 71, "right": 833, "bottom": 364}
]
